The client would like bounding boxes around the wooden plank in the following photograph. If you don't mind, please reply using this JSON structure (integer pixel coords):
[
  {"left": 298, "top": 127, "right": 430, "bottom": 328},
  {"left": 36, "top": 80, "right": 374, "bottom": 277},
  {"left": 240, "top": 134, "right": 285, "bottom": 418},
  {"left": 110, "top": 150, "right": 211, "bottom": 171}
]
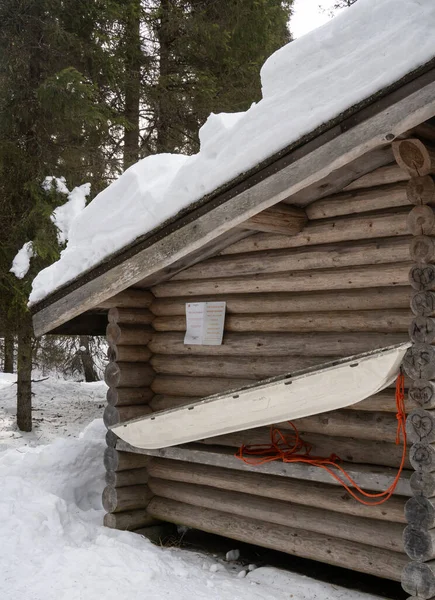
[
  {"left": 32, "top": 72, "right": 435, "bottom": 336},
  {"left": 152, "top": 262, "right": 412, "bottom": 297},
  {"left": 150, "top": 354, "right": 333, "bottom": 379},
  {"left": 203, "top": 428, "right": 410, "bottom": 469},
  {"left": 150, "top": 287, "right": 411, "bottom": 316},
  {"left": 108, "top": 308, "right": 154, "bottom": 325},
  {"left": 306, "top": 182, "right": 409, "bottom": 220},
  {"left": 104, "top": 510, "right": 158, "bottom": 531},
  {"left": 98, "top": 290, "right": 153, "bottom": 309},
  {"left": 147, "top": 457, "right": 407, "bottom": 522},
  {"left": 103, "top": 404, "right": 152, "bottom": 428},
  {"left": 106, "top": 468, "right": 149, "bottom": 488},
  {"left": 147, "top": 331, "right": 407, "bottom": 357},
  {"left": 115, "top": 441, "right": 413, "bottom": 496},
  {"left": 149, "top": 478, "right": 405, "bottom": 551},
  {"left": 284, "top": 147, "right": 395, "bottom": 204},
  {"left": 152, "top": 310, "right": 411, "bottom": 334},
  {"left": 151, "top": 376, "right": 255, "bottom": 397},
  {"left": 147, "top": 497, "right": 407, "bottom": 580},
  {"left": 240, "top": 204, "right": 307, "bottom": 234},
  {"left": 221, "top": 210, "right": 410, "bottom": 255},
  {"left": 171, "top": 237, "right": 411, "bottom": 281},
  {"left": 344, "top": 163, "right": 410, "bottom": 191},
  {"left": 102, "top": 484, "right": 153, "bottom": 513}
]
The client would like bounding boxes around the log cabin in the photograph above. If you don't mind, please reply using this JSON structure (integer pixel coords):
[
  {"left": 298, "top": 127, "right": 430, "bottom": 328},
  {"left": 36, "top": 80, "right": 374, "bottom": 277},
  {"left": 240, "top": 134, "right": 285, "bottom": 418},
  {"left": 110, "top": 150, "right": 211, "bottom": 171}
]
[{"left": 30, "top": 2, "right": 435, "bottom": 598}]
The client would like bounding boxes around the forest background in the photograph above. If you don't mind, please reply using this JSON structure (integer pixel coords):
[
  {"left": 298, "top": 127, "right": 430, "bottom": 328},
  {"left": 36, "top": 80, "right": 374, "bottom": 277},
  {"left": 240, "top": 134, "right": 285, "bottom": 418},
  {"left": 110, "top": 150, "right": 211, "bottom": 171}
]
[{"left": 0, "top": 0, "right": 355, "bottom": 431}]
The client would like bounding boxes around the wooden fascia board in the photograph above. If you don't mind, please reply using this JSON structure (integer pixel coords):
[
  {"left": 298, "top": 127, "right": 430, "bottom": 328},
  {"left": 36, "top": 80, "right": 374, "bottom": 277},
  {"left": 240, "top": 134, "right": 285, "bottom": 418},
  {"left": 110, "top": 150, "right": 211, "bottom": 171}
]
[{"left": 32, "top": 69, "right": 435, "bottom": 336}]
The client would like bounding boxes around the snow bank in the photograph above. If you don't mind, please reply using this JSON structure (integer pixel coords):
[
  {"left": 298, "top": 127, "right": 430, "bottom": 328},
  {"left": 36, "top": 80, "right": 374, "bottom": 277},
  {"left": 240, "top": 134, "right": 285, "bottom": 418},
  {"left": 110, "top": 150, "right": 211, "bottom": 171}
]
[
  {"left": 30, "top": 0, "right": 435, "bottom": 304},
  {"left": 0, "top": 378, "right": 383, "bottom": 599}
]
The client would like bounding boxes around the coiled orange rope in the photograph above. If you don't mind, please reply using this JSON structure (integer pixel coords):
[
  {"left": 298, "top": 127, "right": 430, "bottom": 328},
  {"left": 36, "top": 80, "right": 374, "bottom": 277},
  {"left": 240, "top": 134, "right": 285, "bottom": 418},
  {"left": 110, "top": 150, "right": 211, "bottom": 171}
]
[{"left": 236, "top": 372, "right": 406, "bottom": 506}]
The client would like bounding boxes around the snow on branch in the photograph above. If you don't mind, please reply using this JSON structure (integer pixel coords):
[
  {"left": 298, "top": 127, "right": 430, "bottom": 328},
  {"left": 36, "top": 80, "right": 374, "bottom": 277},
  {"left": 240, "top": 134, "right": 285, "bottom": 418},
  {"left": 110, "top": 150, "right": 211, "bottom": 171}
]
[{"left": 10, "top": 242, "right": 35, "bottom": 279}]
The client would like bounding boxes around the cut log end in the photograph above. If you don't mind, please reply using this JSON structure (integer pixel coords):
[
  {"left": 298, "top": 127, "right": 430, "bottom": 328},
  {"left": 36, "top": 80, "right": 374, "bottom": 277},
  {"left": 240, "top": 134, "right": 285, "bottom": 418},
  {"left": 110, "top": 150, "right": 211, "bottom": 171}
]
[{"left": 393, "top": 139, "right": 435, "bottom": 177}]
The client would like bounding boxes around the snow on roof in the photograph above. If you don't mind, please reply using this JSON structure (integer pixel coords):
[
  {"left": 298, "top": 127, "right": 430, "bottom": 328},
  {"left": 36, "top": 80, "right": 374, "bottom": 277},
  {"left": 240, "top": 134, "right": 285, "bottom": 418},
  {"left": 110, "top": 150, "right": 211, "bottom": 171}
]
[{"left": 30, "top": 0, "right": 435, "bottom": 306}]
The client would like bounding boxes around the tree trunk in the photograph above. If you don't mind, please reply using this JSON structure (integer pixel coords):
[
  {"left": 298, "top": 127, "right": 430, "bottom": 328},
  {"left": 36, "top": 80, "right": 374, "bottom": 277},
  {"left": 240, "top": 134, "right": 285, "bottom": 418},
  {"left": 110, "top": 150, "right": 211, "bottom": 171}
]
[
  {"left": 123, "top": 0, "right": 142, "bottom": 170},
  {"left": 3, "top": 332, "right": 14, "bottom": 372},
  {"left": 17, "top": 314, "right": 33, "bottom": 432},
  {"left": 155, "top": 0, "right": 173, "bottom": 153},
  {"left": 79, "top": 335, "right": 98, "bottom": 382}
]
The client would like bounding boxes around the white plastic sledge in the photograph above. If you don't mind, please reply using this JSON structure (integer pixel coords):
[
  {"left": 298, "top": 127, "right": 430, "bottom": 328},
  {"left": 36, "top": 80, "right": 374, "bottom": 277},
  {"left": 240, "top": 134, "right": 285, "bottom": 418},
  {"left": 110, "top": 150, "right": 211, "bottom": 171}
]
[{"left": 111, "top": 342, "right": 410, "bottom": 450}]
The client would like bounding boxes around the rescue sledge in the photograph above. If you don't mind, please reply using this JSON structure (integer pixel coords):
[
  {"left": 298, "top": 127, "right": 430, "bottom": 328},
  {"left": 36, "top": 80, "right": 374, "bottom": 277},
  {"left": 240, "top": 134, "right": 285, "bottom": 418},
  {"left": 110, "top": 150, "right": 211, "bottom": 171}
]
[{"left": 111, "top": 342, "right": 410, "bottom": 450}]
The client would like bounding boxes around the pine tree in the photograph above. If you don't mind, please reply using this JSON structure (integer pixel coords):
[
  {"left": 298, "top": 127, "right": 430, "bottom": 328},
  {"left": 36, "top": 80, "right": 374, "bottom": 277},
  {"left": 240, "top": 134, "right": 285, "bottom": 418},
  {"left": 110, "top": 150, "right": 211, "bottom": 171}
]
[{"left": 0, "top": 0, "right": 118, "bottom": 430}]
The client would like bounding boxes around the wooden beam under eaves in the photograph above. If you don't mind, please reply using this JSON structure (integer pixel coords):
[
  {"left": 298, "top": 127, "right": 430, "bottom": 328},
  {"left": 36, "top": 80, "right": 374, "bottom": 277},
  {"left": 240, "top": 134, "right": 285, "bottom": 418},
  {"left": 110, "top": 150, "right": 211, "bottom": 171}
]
[{"left": 240, "top": 203, "right": 307, "bottom": 235}]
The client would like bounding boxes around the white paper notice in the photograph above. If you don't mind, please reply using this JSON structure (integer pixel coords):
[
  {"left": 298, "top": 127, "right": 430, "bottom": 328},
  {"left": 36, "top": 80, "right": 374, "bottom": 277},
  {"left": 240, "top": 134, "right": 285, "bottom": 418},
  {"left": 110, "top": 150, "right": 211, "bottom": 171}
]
[{"left": 184, "top": 302, "right": 226, "bottom": 345}]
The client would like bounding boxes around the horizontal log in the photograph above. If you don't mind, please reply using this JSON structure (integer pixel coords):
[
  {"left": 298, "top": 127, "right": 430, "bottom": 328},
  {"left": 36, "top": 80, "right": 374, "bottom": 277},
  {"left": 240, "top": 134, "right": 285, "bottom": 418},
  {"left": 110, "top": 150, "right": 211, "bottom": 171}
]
[
  {"left": 403, "top": 344, "right": 435, "bottom": 380},
  {"left": 103, "top": 404, "right": 152, "bottom": 428},
  {"left": 152, "top": 310, "right": 411, "bottom": 334},
  {"left": 409, "top": 381, "right": 435, "bottom": 410},
  {"left": 107, "top": 387, "right": 154, "bottom": 407},
  {"left": 148, "top": 331, "right": 407, "bottom": 357},
  {"left": 407, "top": 176, "right": 435, "bottom": 206},
  {"left": 149, "top": 477, "right": 404, "bottom": 552},
  {"left": 402, "top": 559, "right": 435, "bottom": 600},
  {"left": 407, "top": 409, "right": 435, "bottom": 444},
  {"left": 103, "top": 447, "right": 150, "bottom": 472},
  {"left": 404, "top": 526, "right": 435, "bottom": 562},
  {"left": 293, "top": 410, "right": 398, "bottom": 444},
  {"left": 147, "top": 457, "right": 406, "bottom": 522},
  {"left": 98, "top": 289, "right": 153, "bottom": 309},
  {"left": 151, "top": 354, "right": 331, "bottom": 379},
  {"left": 409, "top": 317, "right": 435, "bottom": 344},
  {"left": 405, "top": 496, "right": 435, "bottom": 530},
  {"left": 147, "top": 497, "right": 407, "bottom": 581},
  {"left": 220, "top": 210, "right": 410, "bottom": 255},
  {"left": 117, "top": 440, "right": 412, "bottom": 496},
  {"left": 106, "top": 324, "right": 153, "bottom": 346},
  {"left": 108, "top": 308, "right": 154, "bottom": 325},
  {"left": 393, "top": 139, "right": 435, "bottom": 177},
  {"left": 204, "top": 428, "right": 410, "bottom": 469},
  {"left": 102, "top": 484, "right": 154, "bottom": 513},
  {"left": 409, "top": 442, "right": 435, "bottom": 473},
  {"left": 150, "top": 287, "right": 411, "bottom": 316},
  {"left": 408, "top": 206, "right": 435, "bottom": 236},
  {"left": 410, "top": 264, "right": 435, "bottom": 291},
  {"left": 153, "top": 262, "right": 412, "bottom": 297},
  {"left": 104, "top": 509, "right": 158, "bottom": 531},
  {"left": 105, "top": 468, "right": 149, "bottom": 488},
  {"left": 107, "top": 345, "right": 152, "bottom": 363},
  {"left": 149, "top": 390, "right": 416, "bottom": 414},
  {"left": 241, "top": 204, "right": 307, "bottom": 234},
  {"left": 172, "top": 237, "right": 410, "bottom": 281},
  {"left": 410, "top": 471, "right": 435, "bottom": 498},
  {"left": 151, "top": 376, "right": 255, "bottom": 397},
  {"left": 104, "top": 362, "right": 155, "bottom": 388},
  {"left": 344, "top": 164, "right": 410, "bottom": 191},
  {"left": 306, "top": 183, "right": 409, "bottom": 220}
]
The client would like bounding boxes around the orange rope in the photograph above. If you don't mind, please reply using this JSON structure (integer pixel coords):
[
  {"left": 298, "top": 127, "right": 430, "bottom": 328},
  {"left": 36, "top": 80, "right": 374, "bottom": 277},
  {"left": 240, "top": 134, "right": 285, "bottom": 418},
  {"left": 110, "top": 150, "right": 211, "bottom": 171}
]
[{"left": 235, "top": 372, "right": 407, "bottom": 506}]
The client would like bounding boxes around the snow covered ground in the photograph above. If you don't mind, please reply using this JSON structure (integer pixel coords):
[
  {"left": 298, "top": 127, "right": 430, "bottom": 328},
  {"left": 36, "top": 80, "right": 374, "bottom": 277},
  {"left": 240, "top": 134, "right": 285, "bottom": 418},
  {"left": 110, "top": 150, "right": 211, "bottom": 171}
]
[{"left": 0, "top": 373, "right": 385, "bottom": 600}]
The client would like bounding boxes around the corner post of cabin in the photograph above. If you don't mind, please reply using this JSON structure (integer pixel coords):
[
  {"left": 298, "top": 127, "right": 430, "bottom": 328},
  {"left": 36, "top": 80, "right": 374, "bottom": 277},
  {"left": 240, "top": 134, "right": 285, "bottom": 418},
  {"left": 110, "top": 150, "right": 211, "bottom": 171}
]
[
  {"left": 102, "top": 289, "right": 160, "bottom": 532},
  {"left": 393, "top": 138, "right": 435, "bottom": 600}
]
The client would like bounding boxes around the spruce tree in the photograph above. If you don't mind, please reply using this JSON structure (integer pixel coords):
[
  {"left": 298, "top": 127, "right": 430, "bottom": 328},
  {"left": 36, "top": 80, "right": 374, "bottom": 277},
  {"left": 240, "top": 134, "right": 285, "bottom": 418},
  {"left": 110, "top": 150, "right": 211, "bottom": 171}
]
[{"left": 0, "top": 0, "right": 118, "bottom": 429}]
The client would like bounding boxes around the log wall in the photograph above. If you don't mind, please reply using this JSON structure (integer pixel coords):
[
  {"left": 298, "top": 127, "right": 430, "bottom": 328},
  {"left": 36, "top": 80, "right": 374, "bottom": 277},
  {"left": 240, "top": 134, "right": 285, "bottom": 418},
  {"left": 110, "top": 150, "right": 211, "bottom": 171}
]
[
  {"left": 102, "top": 150, "right": 426, "bottom": 579},
  {"left": 103, "top": 290, "right": 159, "bottom": 531},
  {"left": 391, "top": 139, "right": 435, "bottom": 600}
]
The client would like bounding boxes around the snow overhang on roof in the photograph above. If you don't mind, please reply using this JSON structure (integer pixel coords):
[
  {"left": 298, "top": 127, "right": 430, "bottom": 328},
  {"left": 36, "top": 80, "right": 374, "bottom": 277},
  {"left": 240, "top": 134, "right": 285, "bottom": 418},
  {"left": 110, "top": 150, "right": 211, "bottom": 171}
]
[{"left": 31, "top": 0, "right": 435, "bottom": 336}]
